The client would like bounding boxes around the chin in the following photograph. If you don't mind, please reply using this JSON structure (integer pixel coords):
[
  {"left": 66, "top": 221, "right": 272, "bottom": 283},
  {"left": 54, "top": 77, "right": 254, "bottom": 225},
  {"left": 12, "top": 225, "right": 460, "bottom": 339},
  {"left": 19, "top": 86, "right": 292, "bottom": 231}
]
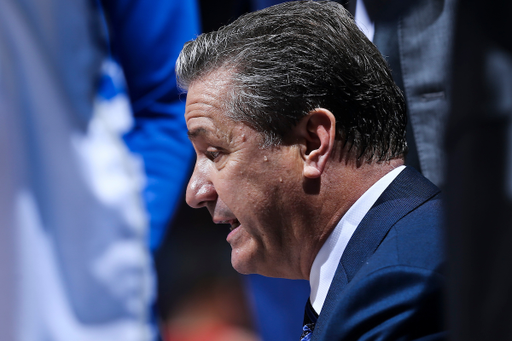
[
  {"left": 230, "top": 254, "right": 255, "bottom": 275},
  {"left": 231, "top": 248, "right": 270, "bottom": 276},
  {"left": 230, "top": 244, "right": 287, "bottom": 277},
  {"left": 231, "top": 255, "right": 285, "bottom": 278}
]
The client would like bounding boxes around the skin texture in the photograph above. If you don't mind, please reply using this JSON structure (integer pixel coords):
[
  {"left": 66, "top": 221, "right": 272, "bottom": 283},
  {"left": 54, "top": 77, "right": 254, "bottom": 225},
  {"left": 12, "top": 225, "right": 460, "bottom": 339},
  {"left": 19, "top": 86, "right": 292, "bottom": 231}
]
[{"left": 185, "top": 69, "right": 404, "bottom": 280}]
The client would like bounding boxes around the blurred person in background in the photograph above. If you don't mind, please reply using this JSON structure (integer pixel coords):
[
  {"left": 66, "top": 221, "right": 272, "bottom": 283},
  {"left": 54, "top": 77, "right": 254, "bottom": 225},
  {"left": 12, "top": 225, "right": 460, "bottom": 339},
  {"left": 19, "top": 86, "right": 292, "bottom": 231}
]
[
  {"left": 99, "top": 0, "right": 199, "bottom": 255},
  {"left": 0, "top": 0, "right": 202, "bottom": 339},
  {"left": 98, "top": 0, "right": 200, "bottom": 337},
  {"left": 0, "top": 0, "right": 154, "bottom": 339},
  {"left": 345, "top": 0, "right": 456, "bottom": 189}
]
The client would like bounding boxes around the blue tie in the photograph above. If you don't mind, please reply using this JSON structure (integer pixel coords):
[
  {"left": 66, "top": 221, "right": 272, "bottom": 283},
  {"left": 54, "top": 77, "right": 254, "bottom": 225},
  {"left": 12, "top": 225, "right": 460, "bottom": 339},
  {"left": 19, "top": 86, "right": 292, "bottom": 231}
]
[{"left": 300, "top": 299, "right": 318, "bottom": 341}]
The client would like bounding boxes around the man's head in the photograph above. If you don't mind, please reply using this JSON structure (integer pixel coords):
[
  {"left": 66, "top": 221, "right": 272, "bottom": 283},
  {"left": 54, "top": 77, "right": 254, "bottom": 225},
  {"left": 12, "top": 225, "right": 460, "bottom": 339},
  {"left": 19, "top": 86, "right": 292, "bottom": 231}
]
[{"left": 177, "top": 0, "right": 406, "bottom": 279}]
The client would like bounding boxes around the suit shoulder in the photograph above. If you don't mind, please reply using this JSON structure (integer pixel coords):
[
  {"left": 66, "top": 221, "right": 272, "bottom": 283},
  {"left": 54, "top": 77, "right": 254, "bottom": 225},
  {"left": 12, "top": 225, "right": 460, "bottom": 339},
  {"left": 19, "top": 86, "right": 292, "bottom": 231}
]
[{"left": 379, "top": 192, "right": 444, "bottom": 273}]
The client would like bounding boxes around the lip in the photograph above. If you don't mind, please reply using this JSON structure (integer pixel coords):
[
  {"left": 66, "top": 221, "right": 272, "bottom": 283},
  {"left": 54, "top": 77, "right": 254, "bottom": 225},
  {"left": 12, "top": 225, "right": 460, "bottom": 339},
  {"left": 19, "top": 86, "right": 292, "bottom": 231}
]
[{"left": 226, "top": 219, "right": 241, "bottom": 243}]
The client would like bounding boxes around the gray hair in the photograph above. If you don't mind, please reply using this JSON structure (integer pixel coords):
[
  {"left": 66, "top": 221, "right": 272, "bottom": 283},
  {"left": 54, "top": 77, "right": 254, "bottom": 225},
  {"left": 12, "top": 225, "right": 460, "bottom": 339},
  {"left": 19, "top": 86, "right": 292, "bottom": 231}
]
[{"left": 176, "top": 0, "right": 407, "bottom": 161}]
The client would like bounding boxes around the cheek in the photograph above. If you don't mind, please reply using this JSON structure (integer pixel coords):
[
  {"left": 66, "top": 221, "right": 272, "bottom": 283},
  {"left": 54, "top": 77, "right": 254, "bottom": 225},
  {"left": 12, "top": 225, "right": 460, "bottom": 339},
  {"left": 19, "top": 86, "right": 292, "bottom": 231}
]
[
  {"left": 214, "top": 153, "right": 294, "bottom": 216},
  {"left": 215, "top": 159, "right": 262, "bottom": 193}
]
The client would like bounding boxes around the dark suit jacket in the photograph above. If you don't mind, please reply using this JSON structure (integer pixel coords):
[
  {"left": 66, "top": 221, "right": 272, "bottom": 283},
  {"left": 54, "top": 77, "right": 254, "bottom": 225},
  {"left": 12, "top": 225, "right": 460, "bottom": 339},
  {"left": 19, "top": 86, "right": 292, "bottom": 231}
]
[
  {"left": 311, "top": 167, "right": 446, "bottom": 340},
  {"left": 343, "top": 0, "right": 456, "bottom": 188}
]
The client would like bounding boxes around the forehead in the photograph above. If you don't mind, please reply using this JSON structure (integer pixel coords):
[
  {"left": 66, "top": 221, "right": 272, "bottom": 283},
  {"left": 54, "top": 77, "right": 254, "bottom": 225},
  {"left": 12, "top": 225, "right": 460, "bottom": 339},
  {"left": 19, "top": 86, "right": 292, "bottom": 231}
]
[
  {"left": 185, "top": 70, "right": 263, "bottom": 145},
  {"left": 185, "top": 69, "right": 231, "bottom": 112},
  {"left": 185, "top": 71, "right": 232, "bottom": 126}
]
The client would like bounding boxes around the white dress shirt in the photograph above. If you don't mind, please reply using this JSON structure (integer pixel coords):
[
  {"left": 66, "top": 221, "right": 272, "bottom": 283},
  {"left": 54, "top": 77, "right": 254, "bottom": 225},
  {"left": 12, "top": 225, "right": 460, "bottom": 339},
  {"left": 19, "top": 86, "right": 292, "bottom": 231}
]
[{"left": 309, "top": 165, "right": 405, "bottom": 314}]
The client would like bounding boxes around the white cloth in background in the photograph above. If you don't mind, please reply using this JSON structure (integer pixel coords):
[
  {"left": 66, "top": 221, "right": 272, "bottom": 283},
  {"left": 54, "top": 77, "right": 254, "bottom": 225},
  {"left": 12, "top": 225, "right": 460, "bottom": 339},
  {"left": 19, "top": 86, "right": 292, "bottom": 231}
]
[{"left": 0, "top": 0, "right": 154, "bottom": 339}]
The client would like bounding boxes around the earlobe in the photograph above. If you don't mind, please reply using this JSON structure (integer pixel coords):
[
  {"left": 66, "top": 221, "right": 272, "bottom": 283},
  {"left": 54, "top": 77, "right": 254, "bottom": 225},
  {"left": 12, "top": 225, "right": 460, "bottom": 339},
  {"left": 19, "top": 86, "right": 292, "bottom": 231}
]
[
  {"left": 303, "top": 165, "right": 322, "bottom": 178},
  {"left": 299, "top": 108, "right": 336, "bottom": 179}
]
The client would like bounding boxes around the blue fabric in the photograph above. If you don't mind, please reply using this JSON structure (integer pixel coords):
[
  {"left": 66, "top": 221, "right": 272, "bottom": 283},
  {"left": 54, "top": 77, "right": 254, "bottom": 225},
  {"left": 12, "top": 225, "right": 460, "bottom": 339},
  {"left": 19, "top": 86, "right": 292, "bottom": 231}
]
[
  {"left": 246, "top": 275, "right": 310, "bottom": 341},
  {"left": 99, "top": 2, "right": 199, "bottom": 340},
  {"left": 2, "top": 0, "right": 154, "bottom": 335},
  {"left": 101, "top": 0, "right": 200, "bottom": 250},
  {"left": 300, "top": 324, "right": 315, "bottom": 341},
  {"left": 311, "top": 167, "right": 446, "bottom": 340},
  {"left": 97, "top": 69, "right": 121, "bottom": 100}
]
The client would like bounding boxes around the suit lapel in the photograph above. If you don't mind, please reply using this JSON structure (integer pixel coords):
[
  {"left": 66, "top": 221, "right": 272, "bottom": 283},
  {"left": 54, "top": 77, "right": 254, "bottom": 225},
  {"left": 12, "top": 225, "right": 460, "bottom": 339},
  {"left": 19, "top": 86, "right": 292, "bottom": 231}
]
[
  {"left": 341, "top": 167, "right": 439, "bottom": 282},
  {"left": 312, "top": 167, "right": 440, "bottom": 339}
]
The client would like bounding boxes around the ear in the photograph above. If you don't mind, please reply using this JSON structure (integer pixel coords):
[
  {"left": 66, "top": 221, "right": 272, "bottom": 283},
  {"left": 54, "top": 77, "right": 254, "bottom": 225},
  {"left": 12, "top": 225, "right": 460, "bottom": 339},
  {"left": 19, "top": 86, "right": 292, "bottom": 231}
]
[{"left": 295, "top": 108, "right": 336, "bottom": 179}]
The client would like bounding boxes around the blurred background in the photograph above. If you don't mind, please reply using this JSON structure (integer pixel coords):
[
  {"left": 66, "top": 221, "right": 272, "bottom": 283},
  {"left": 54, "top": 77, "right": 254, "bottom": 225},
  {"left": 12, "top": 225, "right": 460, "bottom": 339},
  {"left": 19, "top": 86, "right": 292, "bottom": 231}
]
[{"left": 2, "top": 0, "right": 512, "bottom": 340}]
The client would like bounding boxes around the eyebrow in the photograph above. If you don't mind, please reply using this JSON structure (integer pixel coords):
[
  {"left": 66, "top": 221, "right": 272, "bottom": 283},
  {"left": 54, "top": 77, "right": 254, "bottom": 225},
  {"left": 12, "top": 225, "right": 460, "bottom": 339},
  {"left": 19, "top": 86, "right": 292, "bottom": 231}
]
[{"left": 187, "top": 127, "right": 210, "bottom": 140}]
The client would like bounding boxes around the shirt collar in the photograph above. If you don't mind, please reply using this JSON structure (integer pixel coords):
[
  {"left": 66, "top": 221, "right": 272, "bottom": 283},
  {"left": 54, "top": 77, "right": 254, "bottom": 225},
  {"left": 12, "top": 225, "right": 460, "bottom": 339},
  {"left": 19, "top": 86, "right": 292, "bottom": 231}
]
[{"left": 309, "top": 165, "right": 406, "bottom": 314}]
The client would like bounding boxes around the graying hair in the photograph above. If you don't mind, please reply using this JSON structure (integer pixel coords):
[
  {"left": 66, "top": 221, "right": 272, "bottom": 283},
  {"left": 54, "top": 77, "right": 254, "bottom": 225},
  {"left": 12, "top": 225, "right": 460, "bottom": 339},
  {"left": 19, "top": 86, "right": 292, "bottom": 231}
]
[{"left": 176, "top": 0, "right": 407, "bottom": 160}]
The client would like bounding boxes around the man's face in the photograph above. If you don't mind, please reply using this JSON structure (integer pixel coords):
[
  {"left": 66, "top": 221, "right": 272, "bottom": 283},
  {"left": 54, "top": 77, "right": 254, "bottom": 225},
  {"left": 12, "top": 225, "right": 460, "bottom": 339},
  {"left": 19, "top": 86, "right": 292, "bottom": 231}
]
[{"left": 184, "top": 72, "right": 307, "bottom": 278}]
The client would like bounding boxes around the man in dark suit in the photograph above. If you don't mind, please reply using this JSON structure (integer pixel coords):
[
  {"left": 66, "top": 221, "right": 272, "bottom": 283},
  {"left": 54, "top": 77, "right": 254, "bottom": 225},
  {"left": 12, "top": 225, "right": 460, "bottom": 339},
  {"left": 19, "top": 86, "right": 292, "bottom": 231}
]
[
  {"left": 176, "top": 1, "right": 446, "bottom": 340},
  {"left": 346, "top": 0, "right": 456, "bottom": 189}
]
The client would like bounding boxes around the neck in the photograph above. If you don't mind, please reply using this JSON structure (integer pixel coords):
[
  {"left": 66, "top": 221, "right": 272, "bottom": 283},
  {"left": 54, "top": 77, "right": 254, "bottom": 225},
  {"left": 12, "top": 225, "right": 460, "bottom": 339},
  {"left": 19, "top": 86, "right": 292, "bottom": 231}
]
[{"left": 297, "top": 158, "right": 404, "bottom": 279}]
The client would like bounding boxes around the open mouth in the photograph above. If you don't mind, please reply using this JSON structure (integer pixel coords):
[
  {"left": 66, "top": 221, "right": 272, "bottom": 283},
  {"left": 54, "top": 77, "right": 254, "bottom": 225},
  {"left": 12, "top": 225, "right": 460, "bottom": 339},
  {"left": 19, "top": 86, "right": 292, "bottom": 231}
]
[{"left": 230, "top": 219, "right": 241, "bottom": 231}]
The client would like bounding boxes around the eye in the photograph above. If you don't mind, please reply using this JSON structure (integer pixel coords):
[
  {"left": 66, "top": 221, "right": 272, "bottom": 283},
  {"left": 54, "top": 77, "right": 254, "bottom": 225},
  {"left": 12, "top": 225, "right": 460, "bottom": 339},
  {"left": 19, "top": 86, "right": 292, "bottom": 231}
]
[{"left": 205, "top": 149, "right": 222, "bottom": 161}]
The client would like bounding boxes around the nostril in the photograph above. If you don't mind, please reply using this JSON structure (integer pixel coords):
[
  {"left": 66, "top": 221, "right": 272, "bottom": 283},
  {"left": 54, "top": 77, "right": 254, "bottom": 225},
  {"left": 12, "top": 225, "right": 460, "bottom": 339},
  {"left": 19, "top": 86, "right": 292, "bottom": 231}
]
[
  {"left": 196, "top": 200, "right": 209, "bottom": 208},
  {"left": 186, "top": 179, "right": 217, "bottom": 209}
]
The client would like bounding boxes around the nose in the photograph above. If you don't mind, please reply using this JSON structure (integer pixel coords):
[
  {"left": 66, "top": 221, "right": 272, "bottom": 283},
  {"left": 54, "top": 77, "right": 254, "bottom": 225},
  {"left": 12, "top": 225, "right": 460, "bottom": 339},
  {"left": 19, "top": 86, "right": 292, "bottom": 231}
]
[{"left": 186, "top": 161, "right": 217, "bottom": 208}]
